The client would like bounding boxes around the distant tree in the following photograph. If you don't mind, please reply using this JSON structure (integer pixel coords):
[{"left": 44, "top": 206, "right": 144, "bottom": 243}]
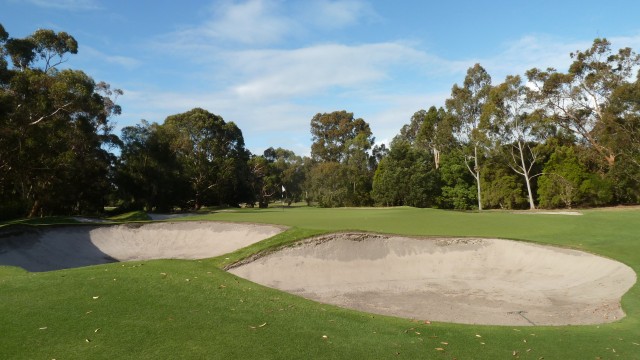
[
  {"left": 446, "top": 64, "right": 492, "bottom": 210},
  {"left": 308, "top": 111, "right": 375, "bottom": 206},
  {"left": 163, "top": 108, "right": 251, "bottom": 209},
  {"left": 372, "top": 139, "right": 440, "bottom": 207},
  {"left": 307, "top": 162, "right": 347, "bottom": 207},
  {"left": 526, "top": 38, "right": 640, "bottom": 167},
  {"left": 416, "top": 106, "right": 456, "bottom": 170},
  {"left": 310, "top": 110, "right": 374, "bottom": 163},
  {"left": 485, "top": 75, "right": 545, "bottom": 209},
  {"left": 248, "top": 147, "right": 305, "bottom": 207},
  {"left": 538, "top": 146, "right": 613, "bottom": 208},
  {"left": 482, "top": 161, "right": 527, "bottom": 210},
  {"left": 0, "top": 24, "right": 121, "bottom": 218},
  {"left": 437, "top": 149, "right": 477, "bottom": 210},
  {"left": 115, "top": 120, "right": 189, "bottom": 212}
]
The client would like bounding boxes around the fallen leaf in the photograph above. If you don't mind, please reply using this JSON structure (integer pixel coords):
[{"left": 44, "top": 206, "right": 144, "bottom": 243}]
[
  {"left": 258, "top": 322, "right": 267, "bottom": 328},
  {"left": 39, "top": 327, "right": 47, "bottom": 330},
  {"left": 512, "top": 350, "right": 518, "bottom": 356},
  {"left": 475, "top": 334, "right": 482, "bottom": 338},
  {"left": 322, "top": 335, "right": 328, "bottom": 339},
  {"left": 435, "top": 348, "right": 445, "bottom": 351},
  {"left": 85, "top": 338, "right": 91, "bottom": 343},
  {"left": 441, "top": 342, "right": 448, "bottom": 345},
  {"left": 92, "top": 296, "right": 99, "bottom": 300},
  {"left": 94, "top": 328, "right": 100, "bottom": 333}
]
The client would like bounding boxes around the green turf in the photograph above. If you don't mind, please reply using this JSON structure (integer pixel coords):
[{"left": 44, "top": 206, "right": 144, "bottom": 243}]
[
  {"left": 1, "top": 207, "right": 639, "bottom": 359},
  {"left": 106, "top": 210, "right": 151, "bottom": 222}
]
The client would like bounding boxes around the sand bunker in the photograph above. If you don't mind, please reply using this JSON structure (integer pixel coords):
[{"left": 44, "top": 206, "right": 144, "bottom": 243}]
[
  {"left": 229, "top": 233, "right": 636, "bottom": 326},
  {"left": 0, "top": 222, "right": 284, "bottom": 272}
]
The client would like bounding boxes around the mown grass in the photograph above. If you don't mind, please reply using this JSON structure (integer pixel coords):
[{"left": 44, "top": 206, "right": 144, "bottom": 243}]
[{"left": 1, "top": 207, "right": 639, "bottom": 359}]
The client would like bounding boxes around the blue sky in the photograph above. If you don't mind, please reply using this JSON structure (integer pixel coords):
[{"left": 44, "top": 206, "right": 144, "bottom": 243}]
[{"left": 3, "top": 0, "right": 640, "bottom": 156}]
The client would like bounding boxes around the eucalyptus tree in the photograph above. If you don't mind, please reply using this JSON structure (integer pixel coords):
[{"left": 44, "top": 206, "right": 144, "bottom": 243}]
[
  {"left": 0, "top": 24, "right": 121, "bottom": 218},
  {"left": 116, "top": 120, "right": 189, "bottom": 211},
  {"left": 396, "top": 106, "right": 454, "bottom": 170},
  {"left": 485, "top": 75, "right": 545, "bottom": 209},
  {"left": 446, "top": 64, "right": 492, "bottom": 210},
  {"left": 163, "top": 108, "right": 251, "bottom": 209},
  {"left": 309, "top": 111, "right": 375, "bottom": 206},
  {"left": 526, "top": 38, "right": 640, "bottom": 167},
  {"left": 249, "top": 147, "right": 305, "bottom": 207},
  {"left": 416, "top": 106, "right": 456, "bottom": 170}
]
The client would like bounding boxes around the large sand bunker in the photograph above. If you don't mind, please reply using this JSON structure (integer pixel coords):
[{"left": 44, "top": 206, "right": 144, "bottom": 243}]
[
  {"left": 0, "top": 222, "right": 284, "bottom": 272},
  {"left": 229, "top": 233, "right": 636, "bottom": 326}
]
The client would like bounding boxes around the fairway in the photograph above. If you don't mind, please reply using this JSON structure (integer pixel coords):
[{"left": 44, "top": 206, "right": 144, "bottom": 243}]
[{"left": 1, "top": 207, "right": 639, "bottom": 359}]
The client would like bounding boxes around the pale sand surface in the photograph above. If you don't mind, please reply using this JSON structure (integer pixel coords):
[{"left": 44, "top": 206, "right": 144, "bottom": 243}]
[
  {"left": 0, "top": 222, "right": 284, "bottom": 272},
  {"left": 229, "top": 233, "right": 636, "bottom": 326}
]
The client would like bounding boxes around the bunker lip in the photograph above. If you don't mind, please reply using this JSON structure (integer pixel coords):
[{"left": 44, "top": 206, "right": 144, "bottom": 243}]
[
  {"left": 0, "top": 221, "right": 285, "bottom": 272},
  {"left": 229, "top": 232, "right": 637, "bottom": 326}
]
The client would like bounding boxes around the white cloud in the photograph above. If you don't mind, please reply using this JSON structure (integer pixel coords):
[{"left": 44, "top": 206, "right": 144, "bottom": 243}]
[
  {"left": 160, "top": 0, "right": 378, "bottom": 49},
  {"left": 228, "top": 42, "right": 432, "bottom": 100},
  {"left": 168, "top": 0, "right": 294, "bottom": 46},
  {"left": 303, "top": 0, "right": 377, "bottom": 29},
  {"left": 24, "top": 0, "right": 100, "bottom": 10},
  {"left": 205, "top": 0, "right": 293, "bottom": 45}
]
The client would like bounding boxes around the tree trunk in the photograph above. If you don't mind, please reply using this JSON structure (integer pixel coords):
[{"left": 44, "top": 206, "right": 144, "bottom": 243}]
[
  {"left": 28, "top": 199, "right": 41, "bottom": 218},
  {"left": 518, "top": 141, "right": 536, "bottom": 210},
  {"left": 474, "top": 145, "right": 482, "bottom": 211}
]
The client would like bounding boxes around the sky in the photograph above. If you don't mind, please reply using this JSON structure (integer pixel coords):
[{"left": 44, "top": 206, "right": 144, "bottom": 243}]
[{"left": 2, "top": 0, "right": 640, "bottom": 156}]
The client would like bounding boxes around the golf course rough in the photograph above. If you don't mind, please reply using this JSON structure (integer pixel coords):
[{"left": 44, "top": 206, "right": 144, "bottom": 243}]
[{"left": 229, "top": 232, "right": 636, "bottom": 326}]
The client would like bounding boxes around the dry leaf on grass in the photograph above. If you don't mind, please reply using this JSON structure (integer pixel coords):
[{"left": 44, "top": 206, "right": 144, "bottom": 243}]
[{"left": 435, "top": 347, "right": 445, "bottom": 351}]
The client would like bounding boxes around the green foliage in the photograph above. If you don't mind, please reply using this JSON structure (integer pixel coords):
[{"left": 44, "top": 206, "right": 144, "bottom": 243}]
[
  {"left": 115, "top": 120, "right": 189, "bottom": 212},
  {"left": 437, "top": 150, "right": 476, "bottom": 210},
  {"left": 482, "top": 166, "right": 527, "bottom": 209},
  {"left": 163, "top": 108, "right": 252, "bottom": 208},
  {"left": 307, "top": 162, "right": 348, "bottom": 207},
  {"left": 307, "top": 111, "right": 375, "bottom": 207},
  {"left": 0, "top": 25, "right": 121, "bottom": 219},
  {"left": 372, "top": 140, "right": 440, "bottom": 207},
  {"left": 538, "top": 146, "right": 614, "bottom": 208}
]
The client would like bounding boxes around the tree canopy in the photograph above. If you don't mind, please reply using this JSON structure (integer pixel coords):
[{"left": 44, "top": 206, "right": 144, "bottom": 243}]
[{"left": 2, "top": 25, "right": 640, "bottom": 219}]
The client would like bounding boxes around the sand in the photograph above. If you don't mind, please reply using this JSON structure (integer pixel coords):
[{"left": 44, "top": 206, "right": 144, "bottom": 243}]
[
  {"left": 229, "top": 233, "right": 637, "bottom": 326},
  {"left": 0, "top": 222, "right": 284, "bottom": 272}
]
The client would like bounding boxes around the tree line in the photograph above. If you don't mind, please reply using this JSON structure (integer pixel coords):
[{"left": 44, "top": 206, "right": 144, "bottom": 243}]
[{"left": 1, "top": 24, "right": 639, "bottom": 219}]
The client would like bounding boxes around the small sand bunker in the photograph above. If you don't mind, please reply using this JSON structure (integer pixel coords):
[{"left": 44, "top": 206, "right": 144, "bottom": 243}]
[
  {"left": 229, "top": 233, "right": 636, "bottom": 326},
  {"left": 0, "top": 222, "right": 284, "bottom": 272}
]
